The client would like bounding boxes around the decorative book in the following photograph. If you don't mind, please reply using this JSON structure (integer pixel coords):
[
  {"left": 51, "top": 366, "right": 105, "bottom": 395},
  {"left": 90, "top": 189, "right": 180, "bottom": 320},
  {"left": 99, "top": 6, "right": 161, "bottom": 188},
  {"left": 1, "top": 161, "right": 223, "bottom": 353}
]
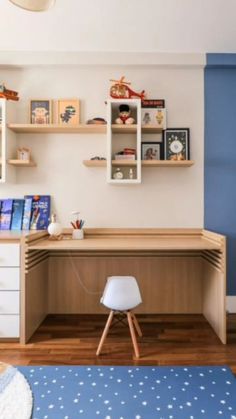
[
  {"left": 0, "top": 199, "right": 13, "bottom": 230},
  {"left": 11, "top": 199, "right": 24, "bottom": 230},
  {"left": 25, "top": 195, "right": 51, "bottom": 230},
  {"left": 22, "top": 197, "right": 33, "bottom": 230}
]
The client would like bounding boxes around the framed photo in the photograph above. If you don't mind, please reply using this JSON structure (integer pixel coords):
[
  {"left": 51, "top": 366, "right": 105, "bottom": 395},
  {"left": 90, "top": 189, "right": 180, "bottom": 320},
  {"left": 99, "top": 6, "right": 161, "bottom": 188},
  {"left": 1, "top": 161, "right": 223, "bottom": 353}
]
[
  {"left": 56, "top": 99, "right": 80, "bottom": 125},
  {"left": 30, "top": 100, "right": 52, "bottom": 124},
  {"left": 141, "top": 142, "right": 163, "bottom": 160},
  {"left": 163, "top": 128, "right": 190, "bottom": 160}
]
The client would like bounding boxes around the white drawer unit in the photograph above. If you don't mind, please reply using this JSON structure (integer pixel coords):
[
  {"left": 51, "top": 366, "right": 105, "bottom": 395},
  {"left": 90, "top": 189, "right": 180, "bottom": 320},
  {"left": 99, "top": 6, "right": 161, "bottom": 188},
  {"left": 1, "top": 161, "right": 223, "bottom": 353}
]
[
  {"left": 0, "top": 244, "right": 20, "bottom": 267},
  {"left": 0, "top": 315, "right": 19, "bottom": 338},
  {"left": 0, "top": 268, "right": 20, "bottom": 290},
  {"left": 0, "top": 291, "right": 19, "bottom": 314}
]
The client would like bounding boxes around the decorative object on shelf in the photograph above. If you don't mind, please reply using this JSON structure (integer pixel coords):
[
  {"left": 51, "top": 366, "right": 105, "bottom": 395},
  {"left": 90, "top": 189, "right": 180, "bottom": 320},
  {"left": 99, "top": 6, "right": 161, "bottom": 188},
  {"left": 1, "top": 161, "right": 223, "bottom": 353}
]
[
  {"left": 141, "top": 142, "right": 163, "bottom": 160},
  {"left": 141, "top": 99, "right": 166, "bottom": 129},
  {"left": 48, "top": 213, "right": 63, "bottom": 240},
  {"left": 56, "top": 99, "right": 80, "bottom": 125},
  {"left": 9, "top": 0, "right": 55, "bottom": 12},
  {"left": 17, "top": 147, "right": 30, "bottom": 161},
  {"left": 110, "top": 76, "right": 145, "bottom": 99},
  {"left": 115, "top": 104, "right": 135, "bottom": 125},
  {"left": 30, "top": 100, "right": 52, "bottom": 124},
  {"left": 71, "top": 211, "right": 85, "bottom": 240},
  {"left": 164, "top": 128, "right": 190, "bottom": 161},
  {"left": 115, "top": 148, "right": 136, "bottom": 160},
  {"left": 86, "top": 118, "right": 107, "bottom": 125},
  {"left": 129, "top": 168, "right": 134, "bottom": 179},
  {"left": 113, "top": 167, "right": 124, "bottom": 180},
  {"left": 0, "top": 84, "right": 19, "bottom": 101},
  {"left": 90, "top": 156, "right": 106, "bottom": 161}
]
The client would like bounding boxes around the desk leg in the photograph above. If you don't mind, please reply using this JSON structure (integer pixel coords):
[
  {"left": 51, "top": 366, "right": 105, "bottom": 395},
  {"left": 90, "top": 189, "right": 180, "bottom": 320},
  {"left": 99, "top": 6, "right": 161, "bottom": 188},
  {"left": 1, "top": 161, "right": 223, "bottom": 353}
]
[{"left": 202, "top": 256, "right": 226, "bottom": 344}]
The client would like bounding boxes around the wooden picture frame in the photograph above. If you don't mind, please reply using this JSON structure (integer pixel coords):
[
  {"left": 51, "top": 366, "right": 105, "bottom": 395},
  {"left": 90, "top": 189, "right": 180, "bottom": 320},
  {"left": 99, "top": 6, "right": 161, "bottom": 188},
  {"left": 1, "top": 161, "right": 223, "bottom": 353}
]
[
  {"left": 163, "top": 128, "right": 190, "bottom": 161},
  {"left": 141, "top": 142, "right": 163, "bottom": 160},
  {"left": 30, "top": 100, "right": 52, "bottom": 124},
  {"left": 56, "top": 99, "right": 80, "bottom": 125}
]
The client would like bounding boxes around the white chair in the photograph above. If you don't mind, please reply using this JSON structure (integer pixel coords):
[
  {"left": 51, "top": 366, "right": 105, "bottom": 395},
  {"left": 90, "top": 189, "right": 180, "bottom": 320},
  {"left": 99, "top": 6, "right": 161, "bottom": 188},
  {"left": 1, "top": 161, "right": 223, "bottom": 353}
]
[{"left": 96, "top": 276, "right": 142, "bottom": 358}]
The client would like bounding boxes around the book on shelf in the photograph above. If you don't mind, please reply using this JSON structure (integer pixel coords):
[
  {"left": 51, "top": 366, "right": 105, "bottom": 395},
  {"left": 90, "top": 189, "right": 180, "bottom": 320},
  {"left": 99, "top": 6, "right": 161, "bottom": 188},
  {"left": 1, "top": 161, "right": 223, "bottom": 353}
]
[
  {"left": 114, "top": 154, "right": 136, "bottom": 160},
  {"left": 25, "top": 195, "right": 51, "bottom": 230},
  {"left": 22, "top": 197, "right": 33, "bottom": 230},
  {"left": 0, "top": 199, "right": 13, "bottom": 230},
  {"left": 11, "top": 199, "right": 24, "bottom": 230},
  {"left": 141, "top": 99, "right": 166, "bottom": 129}
]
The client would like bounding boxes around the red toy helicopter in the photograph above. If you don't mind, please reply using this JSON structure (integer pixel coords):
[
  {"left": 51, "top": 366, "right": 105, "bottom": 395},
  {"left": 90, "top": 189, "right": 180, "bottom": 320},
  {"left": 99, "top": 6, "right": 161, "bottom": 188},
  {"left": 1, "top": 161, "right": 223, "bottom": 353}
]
[
  {"left": 110, "top": 76, "right": 145, "bottom": 99},
  {"left": 0, "top": 84, "right": 19, "bottom": 101}
]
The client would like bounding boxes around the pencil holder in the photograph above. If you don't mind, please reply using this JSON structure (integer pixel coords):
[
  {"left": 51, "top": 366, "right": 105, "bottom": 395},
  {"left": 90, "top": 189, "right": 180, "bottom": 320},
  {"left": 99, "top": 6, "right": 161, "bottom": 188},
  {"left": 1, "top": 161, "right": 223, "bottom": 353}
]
[{"left": 72, "top": 229, "right": 84, "bottom": 240}]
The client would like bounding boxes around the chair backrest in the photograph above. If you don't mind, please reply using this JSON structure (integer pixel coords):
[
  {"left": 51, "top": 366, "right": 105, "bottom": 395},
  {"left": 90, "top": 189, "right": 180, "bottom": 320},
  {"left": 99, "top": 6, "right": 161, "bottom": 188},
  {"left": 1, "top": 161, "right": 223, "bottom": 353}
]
[{"left": 101, "top": 276, "right": 142, "bottom": 311}]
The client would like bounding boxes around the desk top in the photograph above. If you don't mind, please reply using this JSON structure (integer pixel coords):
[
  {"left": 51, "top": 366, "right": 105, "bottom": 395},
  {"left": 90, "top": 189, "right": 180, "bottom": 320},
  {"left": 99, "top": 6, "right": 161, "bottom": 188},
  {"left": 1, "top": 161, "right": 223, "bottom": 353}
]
[{"left": 27, "top": 229, "right": 224, "bottom": 251}]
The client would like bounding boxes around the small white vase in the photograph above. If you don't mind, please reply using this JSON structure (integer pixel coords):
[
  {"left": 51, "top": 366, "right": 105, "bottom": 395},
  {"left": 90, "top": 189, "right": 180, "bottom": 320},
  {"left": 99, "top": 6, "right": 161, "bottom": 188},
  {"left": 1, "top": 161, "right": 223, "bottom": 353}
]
[{"left": 72, "top": 229, "right": 84, "bottom": 240}]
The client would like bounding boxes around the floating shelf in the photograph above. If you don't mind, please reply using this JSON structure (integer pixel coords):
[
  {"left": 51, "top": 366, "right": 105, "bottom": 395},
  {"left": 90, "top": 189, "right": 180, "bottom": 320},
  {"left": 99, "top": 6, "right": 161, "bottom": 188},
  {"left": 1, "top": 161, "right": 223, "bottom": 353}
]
[
  {"left": 7, "top": 159, "right": 36, "bottom": 167},
  {"left": 7, "top": 124, "right": 107, "bottom": 134},
  {"left": 83, "top": 160, "right": 195, "bottom": 168},
  {"left": 112, "top": 124, "right": 162, "bottom": 134},
  {"left": 7, "top": 123, "right": 163, "bottom": 135}
]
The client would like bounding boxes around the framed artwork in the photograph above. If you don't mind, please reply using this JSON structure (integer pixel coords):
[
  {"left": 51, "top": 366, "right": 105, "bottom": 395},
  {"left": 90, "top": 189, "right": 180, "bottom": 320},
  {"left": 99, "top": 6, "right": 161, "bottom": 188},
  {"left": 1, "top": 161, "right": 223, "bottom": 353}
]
[
  {"left": 30, "top": 100, "right": 52, "bottom": 124},
  {"left": 141, "top": 142, "right": 163, "bottom": 160},
  {"left": 56, "top": 99, "right": 80, "bottom": 125},
  {"left": 163, "top": 128, "right": 190, "bottom": 160}
]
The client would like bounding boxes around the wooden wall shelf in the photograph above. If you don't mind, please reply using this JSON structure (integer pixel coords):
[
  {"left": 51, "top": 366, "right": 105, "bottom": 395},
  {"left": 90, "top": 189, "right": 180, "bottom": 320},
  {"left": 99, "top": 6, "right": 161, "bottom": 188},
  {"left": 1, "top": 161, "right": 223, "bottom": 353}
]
[
  {"left": 7, "top": 159, "right": 36, "bottom": 167},
  {"left": 7, "top": 124, "right": 107, "bottom": 134},
  {"left": 83, "top": 160, "right": 195, "bottom": 168},
  {"left": 7, "top": 123, "right": 163, "bottom": 135}
]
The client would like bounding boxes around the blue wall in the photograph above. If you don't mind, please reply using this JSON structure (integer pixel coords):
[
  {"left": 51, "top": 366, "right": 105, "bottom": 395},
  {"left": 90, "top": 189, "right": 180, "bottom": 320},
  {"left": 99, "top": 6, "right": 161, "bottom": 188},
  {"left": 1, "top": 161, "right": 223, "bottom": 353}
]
[{"left": 205, "top": 54, "right": 236, "bottom": 295}]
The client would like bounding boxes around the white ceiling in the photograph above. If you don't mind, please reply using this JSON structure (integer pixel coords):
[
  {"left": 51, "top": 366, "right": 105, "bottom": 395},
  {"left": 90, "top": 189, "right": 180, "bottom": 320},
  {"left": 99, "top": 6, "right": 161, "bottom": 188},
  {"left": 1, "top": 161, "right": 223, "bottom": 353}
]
[{"left": 0, "top": 0, "right": 236, "bottom": 53}]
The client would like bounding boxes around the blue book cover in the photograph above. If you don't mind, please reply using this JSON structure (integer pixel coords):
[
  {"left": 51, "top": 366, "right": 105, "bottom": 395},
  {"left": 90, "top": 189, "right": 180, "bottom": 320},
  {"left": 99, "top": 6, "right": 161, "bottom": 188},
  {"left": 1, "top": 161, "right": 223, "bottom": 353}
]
[
  {"left": 22, "top": 197, "right": 33, "bottom": 230},
  {"left": 25, "top": 195, "right": 51, "bottom": 230},
  {"left": 0, "top": 199, "right": 13, "bottom": 230},
  {"left": 11, "top": 199, "right": 25, "bottom": 230}
]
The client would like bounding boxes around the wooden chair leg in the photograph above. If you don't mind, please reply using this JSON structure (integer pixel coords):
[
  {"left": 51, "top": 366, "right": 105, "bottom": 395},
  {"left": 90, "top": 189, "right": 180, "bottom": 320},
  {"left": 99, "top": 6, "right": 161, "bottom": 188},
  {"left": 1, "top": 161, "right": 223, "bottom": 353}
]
[
  {"left": 131, "top": 312, "right": 142, "bottom": 337},
  {"left": 127, "top": 311, "right": 140, "bottom": 358},
  {"left": 96, "top": 310, "right": 114, "bottom": 356}
]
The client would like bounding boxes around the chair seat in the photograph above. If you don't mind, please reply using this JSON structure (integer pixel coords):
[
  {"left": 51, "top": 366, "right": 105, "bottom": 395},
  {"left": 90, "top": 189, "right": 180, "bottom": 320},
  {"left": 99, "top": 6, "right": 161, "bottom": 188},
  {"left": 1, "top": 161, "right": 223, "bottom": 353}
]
[{"left": 100, "top": 276, "right": 142, "bottom": 311}]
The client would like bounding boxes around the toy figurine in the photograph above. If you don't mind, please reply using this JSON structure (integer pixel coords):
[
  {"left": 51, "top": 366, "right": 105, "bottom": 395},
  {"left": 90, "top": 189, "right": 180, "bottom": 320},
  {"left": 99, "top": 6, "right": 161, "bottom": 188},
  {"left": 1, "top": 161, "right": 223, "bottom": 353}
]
[
  {"left": 115, "top": 104, "right": 135, "bottom": 125},
  {"left": 110, "top": 76, "right": 145, "bottom": 99}
]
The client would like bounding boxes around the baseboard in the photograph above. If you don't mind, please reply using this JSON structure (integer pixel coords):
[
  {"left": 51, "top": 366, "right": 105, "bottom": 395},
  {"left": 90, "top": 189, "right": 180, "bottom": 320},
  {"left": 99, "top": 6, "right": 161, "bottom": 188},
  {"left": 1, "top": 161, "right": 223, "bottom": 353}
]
[{"left": 226, "top": 296, "right": 236, "bottom": 313}]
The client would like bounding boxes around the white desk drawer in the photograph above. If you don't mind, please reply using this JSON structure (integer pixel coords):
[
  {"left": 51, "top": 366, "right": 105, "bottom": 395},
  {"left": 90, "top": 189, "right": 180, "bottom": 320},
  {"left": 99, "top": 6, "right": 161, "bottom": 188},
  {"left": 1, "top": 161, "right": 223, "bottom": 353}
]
[
  {"left": 0, "top": 268, "right": 20, "bottom": 290},
  {"left": 0, "top": 315, "right": 19, "bottom": 338},
  {"left": 0, "top": 291, "right": 19, "bottom": 314},
  {"left": 0, "top": 244, "right": 20, "bottom": 267}
]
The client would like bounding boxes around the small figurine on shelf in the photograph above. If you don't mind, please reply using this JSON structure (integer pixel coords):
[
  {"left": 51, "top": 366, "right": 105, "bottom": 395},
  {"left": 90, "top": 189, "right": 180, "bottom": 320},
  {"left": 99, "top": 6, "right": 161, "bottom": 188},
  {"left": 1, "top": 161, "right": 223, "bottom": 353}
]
[
  {"left": 0, "top": 83, "right": 19, "bottom": 101},
  {"left": 129, "top": 168, "right": 134, "bottom": 179},
  {"left": 113, "top": 168, "right": 124, "bottom": 180},
  {"left": 17, "top": 147, "right": 30, "bottom": 161},
  {"left": 115, "top": 104, "right": 135, "bottom": 125}
]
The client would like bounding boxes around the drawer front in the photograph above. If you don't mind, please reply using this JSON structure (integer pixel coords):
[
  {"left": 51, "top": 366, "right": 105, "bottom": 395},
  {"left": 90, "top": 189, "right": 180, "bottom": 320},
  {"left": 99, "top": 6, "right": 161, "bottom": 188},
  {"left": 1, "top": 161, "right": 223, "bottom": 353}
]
[
  {"left": 0, "top": 268, "right": 20, "bottom": 290},
  {"left": 0, "top": 244, "right": 20, "bottom": 267},
  {"left": 0, "top": 315, "right": 19, "bottom": 338},
  {"left": 0, "top": 291, "right": 19, "bottom": 314}
]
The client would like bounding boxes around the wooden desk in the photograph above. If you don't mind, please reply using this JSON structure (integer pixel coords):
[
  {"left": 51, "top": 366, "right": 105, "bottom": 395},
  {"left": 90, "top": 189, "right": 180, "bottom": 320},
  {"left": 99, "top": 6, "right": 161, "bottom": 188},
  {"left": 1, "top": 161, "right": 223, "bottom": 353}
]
[{"left": 17, "top": 228, "right": 226, "bottom": 345}]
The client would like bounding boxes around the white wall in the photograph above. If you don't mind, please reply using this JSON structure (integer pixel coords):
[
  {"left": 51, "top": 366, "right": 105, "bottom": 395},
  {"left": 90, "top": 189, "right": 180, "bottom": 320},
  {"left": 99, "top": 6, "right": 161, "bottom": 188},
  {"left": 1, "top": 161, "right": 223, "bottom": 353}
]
[
  {"left": 1, "top": 0, "right": 236, "bottom": 53},
  {"left": 0, "top": 65, "right": 204, "bottom": 228}
]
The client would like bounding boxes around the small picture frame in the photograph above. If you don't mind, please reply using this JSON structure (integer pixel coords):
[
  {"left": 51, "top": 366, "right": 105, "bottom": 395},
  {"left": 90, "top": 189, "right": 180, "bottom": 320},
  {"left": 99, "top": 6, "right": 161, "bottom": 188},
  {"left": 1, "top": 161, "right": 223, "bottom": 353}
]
[
  {"left": 163, "top": 128, "right": 190, "bottom": 160},
  {"left": 30, "top": 100, "right": 52, "bottom": 124},
  {"left": 56, "top": 99, "right": 80, "bottom": 125},
  {"left": 141, "top": 142, "right": 163, "bottom": 160}
]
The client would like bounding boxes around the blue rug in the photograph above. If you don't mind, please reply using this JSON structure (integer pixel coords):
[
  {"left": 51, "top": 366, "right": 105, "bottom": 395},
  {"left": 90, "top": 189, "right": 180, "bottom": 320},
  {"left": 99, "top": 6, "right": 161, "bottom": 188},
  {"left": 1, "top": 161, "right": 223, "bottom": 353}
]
[{"left": 17, "top": 365, "right": 236, "bottom": 419}]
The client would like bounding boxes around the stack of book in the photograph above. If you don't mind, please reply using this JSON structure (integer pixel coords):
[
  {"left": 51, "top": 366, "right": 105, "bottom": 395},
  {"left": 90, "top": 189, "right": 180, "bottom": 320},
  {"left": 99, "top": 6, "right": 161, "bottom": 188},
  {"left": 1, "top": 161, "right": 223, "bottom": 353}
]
[
  {"left": 0, "top": 195, "right": 51, "bottom": 231},
  {"left": 115, "top": 148, "right": 136, "bottom": 160}
]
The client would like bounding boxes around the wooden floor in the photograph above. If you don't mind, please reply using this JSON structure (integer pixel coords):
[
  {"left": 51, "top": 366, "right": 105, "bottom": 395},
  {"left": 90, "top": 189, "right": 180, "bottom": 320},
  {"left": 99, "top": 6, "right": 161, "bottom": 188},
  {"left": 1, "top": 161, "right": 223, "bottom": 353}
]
[{"left": 1, "top": 314, "right": 236, "bottom": 372}]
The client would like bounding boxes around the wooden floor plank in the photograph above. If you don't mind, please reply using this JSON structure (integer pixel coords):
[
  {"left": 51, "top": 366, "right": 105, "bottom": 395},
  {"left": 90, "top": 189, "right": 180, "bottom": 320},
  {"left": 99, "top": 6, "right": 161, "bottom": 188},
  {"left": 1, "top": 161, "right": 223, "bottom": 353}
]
[{"left": 0, "top": 314, "right": 235, "bottom": 372}]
